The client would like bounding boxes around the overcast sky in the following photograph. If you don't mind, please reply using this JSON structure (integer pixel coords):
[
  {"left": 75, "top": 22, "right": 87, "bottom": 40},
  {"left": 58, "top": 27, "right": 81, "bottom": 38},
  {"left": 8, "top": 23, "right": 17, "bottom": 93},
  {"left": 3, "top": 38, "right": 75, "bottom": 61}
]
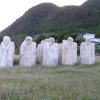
[{"left": 0, "top": 0, "right": 87, "bottom": 31}]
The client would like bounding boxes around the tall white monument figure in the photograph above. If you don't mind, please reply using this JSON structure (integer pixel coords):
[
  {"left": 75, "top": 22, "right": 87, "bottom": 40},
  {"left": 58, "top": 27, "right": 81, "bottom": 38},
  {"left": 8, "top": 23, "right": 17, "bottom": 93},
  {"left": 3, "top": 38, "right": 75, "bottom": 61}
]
[
  {"left": 62, "top": 37, "right": 77, "bottom": 65},
  {"left": 0, "top": 36, "right": 15, "bottom": 68},
  {"left": 20, "top": 36, "right": 36, "bottom": 67},
  {"left": 43, "top": 38, "right": 58, "bottom": 66},
  {"left": 36, "top": 40, "right": 44, "bottom": 64},
  {"left": 37, "top": 37, "right": 56, "bottom": 65},
  {"left": 80, "top": 40, "right": 95, "bottom": 64}
]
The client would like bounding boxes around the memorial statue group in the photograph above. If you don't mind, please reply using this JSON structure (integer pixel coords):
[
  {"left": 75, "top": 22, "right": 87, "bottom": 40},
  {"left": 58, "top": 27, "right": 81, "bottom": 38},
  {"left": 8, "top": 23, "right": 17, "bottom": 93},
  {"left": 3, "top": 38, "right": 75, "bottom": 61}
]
[{"left": 0, "top": 36, "right": 95, "bottom": 68}]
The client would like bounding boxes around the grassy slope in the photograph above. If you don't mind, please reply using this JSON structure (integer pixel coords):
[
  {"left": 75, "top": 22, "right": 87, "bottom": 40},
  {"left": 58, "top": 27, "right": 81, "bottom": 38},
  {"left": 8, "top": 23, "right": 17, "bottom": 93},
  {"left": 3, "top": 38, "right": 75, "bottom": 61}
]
[{"left": 0, "top": 57, "right": 100, "bottom": 100}]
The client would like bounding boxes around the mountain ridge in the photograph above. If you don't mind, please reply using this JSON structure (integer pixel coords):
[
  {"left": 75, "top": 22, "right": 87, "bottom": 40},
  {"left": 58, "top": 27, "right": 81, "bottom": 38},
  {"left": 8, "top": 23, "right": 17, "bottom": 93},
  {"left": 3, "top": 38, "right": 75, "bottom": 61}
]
[{"left": 0, "top": 0, "right": 100, "bottom": 44}]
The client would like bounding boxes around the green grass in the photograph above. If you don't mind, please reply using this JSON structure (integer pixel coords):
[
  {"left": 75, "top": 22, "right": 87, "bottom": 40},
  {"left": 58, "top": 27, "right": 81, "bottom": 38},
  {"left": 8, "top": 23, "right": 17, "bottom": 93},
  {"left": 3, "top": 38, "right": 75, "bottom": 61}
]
[{"left": 0, "top": 56, "right": 100, "bottom": 100}]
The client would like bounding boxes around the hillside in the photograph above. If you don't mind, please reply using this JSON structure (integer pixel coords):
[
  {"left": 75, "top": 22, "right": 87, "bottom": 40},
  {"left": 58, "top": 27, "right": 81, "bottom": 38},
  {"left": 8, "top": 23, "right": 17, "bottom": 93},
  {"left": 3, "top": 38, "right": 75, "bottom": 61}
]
[
  {"left": 0, "top": 3, "right": 58, "bottom": 36},
  {"left": 0, "top": 0, "right": 100, "bottom": 44}
]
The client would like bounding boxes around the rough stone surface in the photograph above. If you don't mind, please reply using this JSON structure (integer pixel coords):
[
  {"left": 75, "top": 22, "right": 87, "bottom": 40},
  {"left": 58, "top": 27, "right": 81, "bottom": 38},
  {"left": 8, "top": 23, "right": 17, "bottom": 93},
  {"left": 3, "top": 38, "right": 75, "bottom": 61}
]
[
  {"left": 36, "top": 41, "right": 44, "bottom": 64},
  {"left": 43, "top": 42, "right": 58, "bottom": 66},
  {"left": 62, "top": 37, "right": 77, "bottom": 65},
  {"left": 0, "top": 36, "right": 15, "bottom": 68},
  {"left": 20, "top": 36, "right": 36, "bottom": 67},
  {"left": 80, "top": 40, "right": 95, "bottom": 64}
]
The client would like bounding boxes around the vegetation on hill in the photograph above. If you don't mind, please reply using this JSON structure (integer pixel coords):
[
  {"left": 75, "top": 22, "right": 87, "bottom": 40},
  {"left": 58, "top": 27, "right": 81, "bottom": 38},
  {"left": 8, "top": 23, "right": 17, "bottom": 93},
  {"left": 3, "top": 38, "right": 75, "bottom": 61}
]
[{"left": 0, "top": 0, "right": 100, "bottom": 45}]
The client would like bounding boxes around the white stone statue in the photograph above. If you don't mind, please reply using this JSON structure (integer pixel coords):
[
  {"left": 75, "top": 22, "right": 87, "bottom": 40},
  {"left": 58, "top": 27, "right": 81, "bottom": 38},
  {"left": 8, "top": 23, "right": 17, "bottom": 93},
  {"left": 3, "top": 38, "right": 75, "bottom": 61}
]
[
  {"left": 37, "top": 37, "right": 56, "bottom": 65},
  {"left": 20, "top": 36, "right": 36, "bottom": 67},
  {"left": 80, "top": 40, "right": 95, "bottom": 64},
  {"left": 43, "top": 41, "right": 58, "bottom": 66},
  {"left": 36, "top": 40, "right": 44, "bottom": 64},
  {"left": 0, "top": 36, "right": 15, "bottom": 68},
  {"left": 58, "top": 40, "right": 68, "bottom": 64},
  {"left": 62, "top": 37, "right": 77, "bottom": 65}
]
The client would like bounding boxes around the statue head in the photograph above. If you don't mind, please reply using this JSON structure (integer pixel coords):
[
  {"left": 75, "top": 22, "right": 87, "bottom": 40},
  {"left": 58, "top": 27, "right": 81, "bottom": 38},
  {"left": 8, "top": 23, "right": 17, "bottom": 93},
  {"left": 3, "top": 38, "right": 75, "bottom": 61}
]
[
  {"left": 49, "top": 37, "right": 55, "bottom": 43},
  {"left": 3, "top": 36, "right": 11, "bottom": 45},
  {"left": 85, "top": 39, "right": 91, "bottom": 45},
  {"left": 41, "top": 40, "right": 45, "bottom": 44},
  {"left": 25, "top": 36, "right": 33, "bottom": 45},
  {"left": 62, "top": 40, "right": 67, "bottom": 43},
  {"left": 44, "top": 39, "right": 49, "bottom": 42},
  {"left": 67, "top": 37, "right": 73, "bottom": 42}
]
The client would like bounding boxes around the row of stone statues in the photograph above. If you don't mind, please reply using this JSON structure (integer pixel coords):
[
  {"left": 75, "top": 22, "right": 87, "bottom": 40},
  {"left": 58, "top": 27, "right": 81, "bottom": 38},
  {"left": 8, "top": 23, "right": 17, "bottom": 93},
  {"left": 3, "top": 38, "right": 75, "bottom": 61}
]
[{"left": 0, "top": 36, "right": 95, "bottom": 68}]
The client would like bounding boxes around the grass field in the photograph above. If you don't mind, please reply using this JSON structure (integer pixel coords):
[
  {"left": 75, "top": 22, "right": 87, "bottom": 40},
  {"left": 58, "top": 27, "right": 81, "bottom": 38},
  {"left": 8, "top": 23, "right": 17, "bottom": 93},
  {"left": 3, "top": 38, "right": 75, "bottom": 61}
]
[{"left": 0, "top": 56, "right": 100, "bottom": 100}]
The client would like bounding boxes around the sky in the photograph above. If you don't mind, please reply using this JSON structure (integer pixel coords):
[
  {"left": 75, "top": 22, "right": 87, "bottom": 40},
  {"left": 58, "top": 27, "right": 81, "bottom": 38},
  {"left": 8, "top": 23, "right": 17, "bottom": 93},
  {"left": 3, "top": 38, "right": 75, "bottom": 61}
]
[{"left": 0, "top": 0, "right": 87, "bottom": 32}]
